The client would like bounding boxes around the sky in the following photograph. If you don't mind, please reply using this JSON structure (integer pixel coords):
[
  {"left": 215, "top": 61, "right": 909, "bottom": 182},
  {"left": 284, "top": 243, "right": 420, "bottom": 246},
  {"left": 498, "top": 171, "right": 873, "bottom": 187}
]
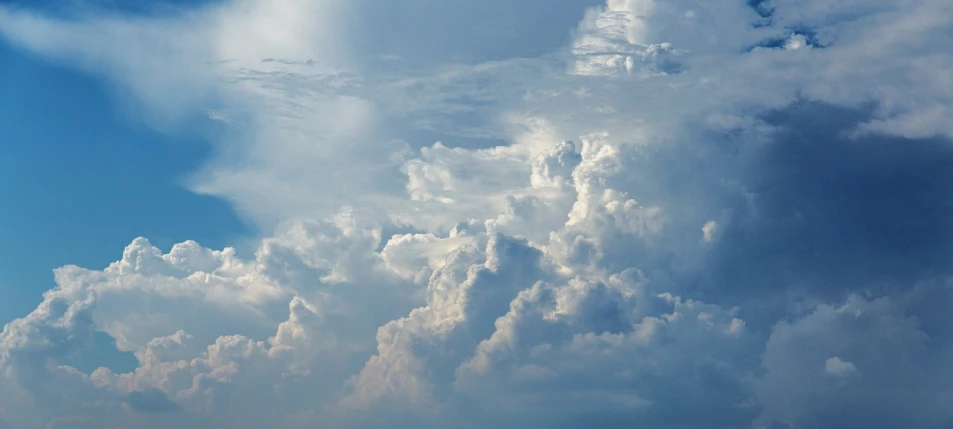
[
  {"left": 1, "top": 0, "right": 953, "bottom": 428},
  {"left": 0, "top": 36, "right": 248, "bottom": 320}
]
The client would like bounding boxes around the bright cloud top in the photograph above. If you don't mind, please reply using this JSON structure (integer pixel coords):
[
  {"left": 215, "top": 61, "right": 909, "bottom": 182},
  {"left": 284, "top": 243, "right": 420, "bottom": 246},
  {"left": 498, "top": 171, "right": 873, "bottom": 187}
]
[{"left": 2, "top": 0, "right": 953, "bottom": 428}]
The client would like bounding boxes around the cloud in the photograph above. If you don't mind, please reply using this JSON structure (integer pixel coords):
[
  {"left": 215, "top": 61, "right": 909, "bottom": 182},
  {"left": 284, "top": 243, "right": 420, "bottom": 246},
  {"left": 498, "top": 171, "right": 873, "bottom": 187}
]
[
  {"left": 126, "top": 389, "right": 181, "bottom": 414},
  {"left": 757, "top": 287, "right": 953, "bottom": 429},
  {"left": 2, "top": 0, "right": 953, "bottom": 427},
  {"left": 824, "top": 357, "right": 858, "bottom": 377},
  {"left": 701, "top": 220, "right": 719, "bottom": 243}
]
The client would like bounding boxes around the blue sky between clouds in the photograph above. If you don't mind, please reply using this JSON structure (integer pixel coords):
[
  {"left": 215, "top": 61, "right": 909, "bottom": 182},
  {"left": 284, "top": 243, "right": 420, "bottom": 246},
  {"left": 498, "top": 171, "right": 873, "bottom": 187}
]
[{"left": 0, "top": 35, "right": 248, "bottom": 322}]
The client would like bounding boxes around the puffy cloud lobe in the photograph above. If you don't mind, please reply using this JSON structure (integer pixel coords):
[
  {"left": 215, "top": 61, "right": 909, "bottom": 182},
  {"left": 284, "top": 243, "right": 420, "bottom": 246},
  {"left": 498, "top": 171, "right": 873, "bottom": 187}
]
[
  {"left": 340, "top": 235, "right": 545, "bottom": 411},
  {"left": 3, "top": 0, "right": 953, "bottom": 427},
  {"left": 455, "top": 273, "right": 755, "bottom": 428},
  {"left": 823, "top": 357, "right": 858, "bottom": 377},
  {"left": 0, "top": 216, "right": 425, "bottom": 428}
]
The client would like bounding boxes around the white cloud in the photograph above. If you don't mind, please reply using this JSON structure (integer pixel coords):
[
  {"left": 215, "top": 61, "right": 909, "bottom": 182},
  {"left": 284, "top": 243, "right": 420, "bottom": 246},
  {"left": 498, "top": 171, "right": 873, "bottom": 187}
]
[
  {"left": 702, "top": 220, "right": 719, "bottom": 243},
  {"left": 3, "top": 0, "right": 953, "bottom": 427},
  {"left": 824, "top": 357, "right": 859, "bottom": 377}
]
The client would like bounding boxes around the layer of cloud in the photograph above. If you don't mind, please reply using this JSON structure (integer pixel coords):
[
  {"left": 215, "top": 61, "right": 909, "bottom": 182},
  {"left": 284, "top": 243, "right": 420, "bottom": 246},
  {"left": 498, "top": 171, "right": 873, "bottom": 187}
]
[{"left": 2, "top": 0, "right": 953, "bottom": 428}]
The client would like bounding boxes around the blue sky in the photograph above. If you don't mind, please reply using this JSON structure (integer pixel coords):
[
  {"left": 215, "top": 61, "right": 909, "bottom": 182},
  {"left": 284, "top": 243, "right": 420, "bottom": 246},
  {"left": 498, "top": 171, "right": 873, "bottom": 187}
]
[
  {"left": 2, "top": 0, "right": 953, "bottom": 428},
  {"left": 0, "top": 37, "right": 247, "bottom": 322}
]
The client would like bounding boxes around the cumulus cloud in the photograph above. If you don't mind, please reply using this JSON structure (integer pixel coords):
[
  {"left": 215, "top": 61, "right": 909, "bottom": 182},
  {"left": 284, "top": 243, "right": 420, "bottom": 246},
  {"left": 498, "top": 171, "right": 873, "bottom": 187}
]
[
  {"left": 824, "top": 357, "right": 858, "bottom": 377},
  {"left": 2, "top": 0, "right": 953, "bottom": 428}
]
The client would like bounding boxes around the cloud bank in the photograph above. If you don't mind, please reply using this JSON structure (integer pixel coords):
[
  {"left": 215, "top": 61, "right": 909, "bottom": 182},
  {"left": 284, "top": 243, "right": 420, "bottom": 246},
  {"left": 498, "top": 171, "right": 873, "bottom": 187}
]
[{"left": 2, "top": 0, "right": 953, "bottom": 428}]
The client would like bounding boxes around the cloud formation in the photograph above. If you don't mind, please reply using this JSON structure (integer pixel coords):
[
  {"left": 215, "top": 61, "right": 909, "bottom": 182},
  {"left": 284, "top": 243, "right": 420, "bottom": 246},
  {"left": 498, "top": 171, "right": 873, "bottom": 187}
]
[{"left": 2, "top": 0, "right": 953, "bottom": 428}]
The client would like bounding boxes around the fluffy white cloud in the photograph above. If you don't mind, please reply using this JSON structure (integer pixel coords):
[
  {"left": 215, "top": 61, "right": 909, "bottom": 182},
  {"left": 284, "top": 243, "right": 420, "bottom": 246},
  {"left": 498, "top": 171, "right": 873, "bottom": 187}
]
[{"left": 3, "top": 0, "right": 953, "bottom": 427}]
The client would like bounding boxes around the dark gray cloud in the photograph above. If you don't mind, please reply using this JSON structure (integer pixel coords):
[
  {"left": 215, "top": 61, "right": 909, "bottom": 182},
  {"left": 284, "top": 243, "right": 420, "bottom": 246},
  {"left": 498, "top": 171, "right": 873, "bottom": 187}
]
[{"left": 712, "top": 103, "right": 953, "bottom": 297}]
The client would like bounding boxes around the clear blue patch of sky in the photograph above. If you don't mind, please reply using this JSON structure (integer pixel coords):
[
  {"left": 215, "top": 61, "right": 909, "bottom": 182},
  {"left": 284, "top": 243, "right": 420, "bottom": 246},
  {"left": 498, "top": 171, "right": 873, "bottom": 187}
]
[
  {"left": 0, "top": 39, "right": 249, "bottom": 325},
  {"left": 66, "top": 332, "right": 140, "bottom": 374}
]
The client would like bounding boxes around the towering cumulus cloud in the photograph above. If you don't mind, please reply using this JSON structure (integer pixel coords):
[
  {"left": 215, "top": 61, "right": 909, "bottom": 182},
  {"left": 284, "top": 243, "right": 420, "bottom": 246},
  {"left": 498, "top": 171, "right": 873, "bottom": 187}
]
[{"left": 2, "top": 0, "right": 953, "bottom": 428}]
